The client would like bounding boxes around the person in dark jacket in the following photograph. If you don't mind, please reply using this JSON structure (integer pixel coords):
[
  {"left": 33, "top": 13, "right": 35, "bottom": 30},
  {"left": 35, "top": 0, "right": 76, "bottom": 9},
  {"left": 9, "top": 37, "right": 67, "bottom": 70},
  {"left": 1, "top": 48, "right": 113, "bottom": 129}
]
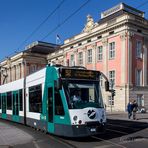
[
  {"left": 127, "top": 101, "right": 133, "bottom": 119},
  {"left": 132, "top": 100, "right": 138, "bottom": 120}
]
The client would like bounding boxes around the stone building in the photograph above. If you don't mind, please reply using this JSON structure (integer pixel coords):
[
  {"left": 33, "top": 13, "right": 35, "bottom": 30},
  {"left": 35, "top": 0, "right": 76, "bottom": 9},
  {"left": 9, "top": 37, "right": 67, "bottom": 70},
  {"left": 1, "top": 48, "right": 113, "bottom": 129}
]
[
  {"left": 0, "top": 41, "right": 59, "bottom": 85},
  {"left": 1, "top": 3, "right": 148, "bottom": 112},
  {"left": 47, "top": 3, "right": 148, "bottom": 111}
]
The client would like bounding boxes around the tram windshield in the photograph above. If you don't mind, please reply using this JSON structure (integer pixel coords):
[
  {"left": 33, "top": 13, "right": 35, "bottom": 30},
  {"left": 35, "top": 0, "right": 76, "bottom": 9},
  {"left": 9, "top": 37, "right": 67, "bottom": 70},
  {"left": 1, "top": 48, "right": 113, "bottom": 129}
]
[{"left": 63, "top": 80, "right": 104, "bottom": 109}]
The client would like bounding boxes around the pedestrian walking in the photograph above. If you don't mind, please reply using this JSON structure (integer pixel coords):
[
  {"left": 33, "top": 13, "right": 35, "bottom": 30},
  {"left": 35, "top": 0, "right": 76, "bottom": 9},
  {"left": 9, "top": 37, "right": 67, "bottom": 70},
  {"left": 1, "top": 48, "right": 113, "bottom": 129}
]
[
  {"left": 132, "top": 100, "right": 138, "bottom": 120},
  {"left": 127, "top": 101, "right": 133, "bottom": 119}
]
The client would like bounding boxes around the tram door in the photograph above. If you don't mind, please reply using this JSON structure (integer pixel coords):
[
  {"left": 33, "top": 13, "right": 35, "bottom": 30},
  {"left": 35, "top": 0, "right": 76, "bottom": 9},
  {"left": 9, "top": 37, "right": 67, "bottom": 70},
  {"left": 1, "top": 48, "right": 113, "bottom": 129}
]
[
  {"left": 1, "top": 93, "right": 7, "bottom": 119},
  {"left": 47, "top": 85, "right": 55, "bottom": 134},
  {"left": 12, "top": 91, "right": 20, "bottom": 122}
]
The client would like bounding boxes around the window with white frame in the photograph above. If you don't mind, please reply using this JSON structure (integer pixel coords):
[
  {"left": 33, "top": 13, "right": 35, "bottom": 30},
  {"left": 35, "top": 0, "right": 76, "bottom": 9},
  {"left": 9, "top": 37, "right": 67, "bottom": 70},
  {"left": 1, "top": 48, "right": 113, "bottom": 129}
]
[
  {"left": 100, "top": 74, "right": 103, "bottom": 87},
  {"left": 136, "top": 69, "right": 142, "bottom": 86},
  {"left": 108, "top": 96, "right": 114, "bottom": 106},
  {"left": 97, "top": 46, "right": 103, "bottom": 61},
  {"left": 87, "top": 49, "right": 92, "bottom": 63},
  {"left": 30, "top": 64, "right": 37, "bottom": 74},
  {"left": 137, "top": 94, "right": 144, "bottom": 106},
  {"left": 70, "top": 54, "right": 75, "bottom": 66},
  {"left": 109, "top": 42, "right": 115, "bottom": 59},
  {"left": 136, "top": 40, "right": 142, "bottom": 58},
  {"left": 78, "top": 52, "right": 83, "bottom": 65},
  {"left": 109, "top": 70, "right": 115, "bottom": 88}
]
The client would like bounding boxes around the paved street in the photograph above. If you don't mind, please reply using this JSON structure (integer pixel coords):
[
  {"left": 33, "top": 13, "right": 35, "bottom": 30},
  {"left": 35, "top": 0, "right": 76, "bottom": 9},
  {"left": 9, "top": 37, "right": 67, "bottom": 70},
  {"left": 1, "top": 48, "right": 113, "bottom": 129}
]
[{"left": 0, "top": 112, "right": 148, "bottom": 148}]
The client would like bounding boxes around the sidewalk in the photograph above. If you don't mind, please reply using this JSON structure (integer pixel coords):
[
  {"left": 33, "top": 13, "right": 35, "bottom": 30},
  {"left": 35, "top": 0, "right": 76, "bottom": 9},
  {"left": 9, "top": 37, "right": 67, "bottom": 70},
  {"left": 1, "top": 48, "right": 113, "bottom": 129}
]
[
  {"left": 106, "top": 112, "right": 148, "bottom": 123},
  {"left": 0, "top": 121, "right": 33, "bottom": 148}
]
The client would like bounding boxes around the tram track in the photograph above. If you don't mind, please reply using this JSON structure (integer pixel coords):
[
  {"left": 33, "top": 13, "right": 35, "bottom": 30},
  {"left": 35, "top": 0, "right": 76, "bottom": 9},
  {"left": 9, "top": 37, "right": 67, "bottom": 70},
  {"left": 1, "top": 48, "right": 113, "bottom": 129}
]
[
  {"left": 91, "top": 136, "right": 127, "bottom": 148},
  {"left": 47, "top": 135, "right": 78, "bottom": 148}
]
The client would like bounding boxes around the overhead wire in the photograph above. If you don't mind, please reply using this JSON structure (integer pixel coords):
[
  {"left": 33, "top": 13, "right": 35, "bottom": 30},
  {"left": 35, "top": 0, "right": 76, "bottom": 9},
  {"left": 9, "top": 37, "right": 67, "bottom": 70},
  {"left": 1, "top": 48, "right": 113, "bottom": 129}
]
[
  {"left": 41, "top": 0, "right": 91, "bottom": 40},
  {"left": 17, "top": 0, "right": 65, "bottom": 50}
]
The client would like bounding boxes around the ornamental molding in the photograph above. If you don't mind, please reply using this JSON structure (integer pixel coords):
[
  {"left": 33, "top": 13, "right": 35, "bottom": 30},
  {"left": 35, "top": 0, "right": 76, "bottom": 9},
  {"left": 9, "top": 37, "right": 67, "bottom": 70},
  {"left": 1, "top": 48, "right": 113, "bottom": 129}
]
[
  {"left": 120, "top": 32, "right": 127, "bottom": 40},
  {"left": 127, "top": 32, "right": 134, "bottom": 40},
  {"left": 102, "top": 38, "right": 108, "bottom": 46}
]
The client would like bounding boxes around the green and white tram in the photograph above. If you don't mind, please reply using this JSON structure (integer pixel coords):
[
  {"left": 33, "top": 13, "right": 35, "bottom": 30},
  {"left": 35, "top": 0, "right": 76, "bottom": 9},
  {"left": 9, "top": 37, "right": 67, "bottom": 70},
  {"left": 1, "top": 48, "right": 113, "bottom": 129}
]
[{"left": 0, "top": 65, "right": 109, "bottom": 137}]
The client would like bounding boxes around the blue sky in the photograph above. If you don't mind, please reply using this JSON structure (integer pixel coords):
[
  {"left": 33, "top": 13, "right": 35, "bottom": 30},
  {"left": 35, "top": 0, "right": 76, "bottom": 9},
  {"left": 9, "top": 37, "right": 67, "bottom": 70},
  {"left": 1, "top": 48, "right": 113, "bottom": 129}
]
[{"left": 0, "top": 0, "right": 148, "bottom": 61}]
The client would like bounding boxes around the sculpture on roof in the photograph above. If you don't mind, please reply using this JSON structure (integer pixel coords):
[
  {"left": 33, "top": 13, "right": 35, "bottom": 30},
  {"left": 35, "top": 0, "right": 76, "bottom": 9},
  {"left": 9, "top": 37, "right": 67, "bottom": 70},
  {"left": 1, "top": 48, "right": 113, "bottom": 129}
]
[{"left": 82, "top": 14, "right": 95, "bottom": 33}]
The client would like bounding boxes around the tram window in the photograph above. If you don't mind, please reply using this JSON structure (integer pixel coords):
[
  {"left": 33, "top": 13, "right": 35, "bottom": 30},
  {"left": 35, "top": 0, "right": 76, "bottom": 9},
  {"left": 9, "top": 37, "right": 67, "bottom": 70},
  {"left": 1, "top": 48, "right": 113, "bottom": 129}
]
[
  {"left": 55, "top": 89, "right": 65, "bottom": 116},
  {"left": 0, "top": 94, "right": 1, "bottom": 109},
  {"left": 7, "top": 92, "right": 12, "bottom": 110},
  {"left": 29, "top": 84, "right": 42, "bottom": 113},
  {"left": 19, "top": 89, "right": 23, "bottom": 111}
]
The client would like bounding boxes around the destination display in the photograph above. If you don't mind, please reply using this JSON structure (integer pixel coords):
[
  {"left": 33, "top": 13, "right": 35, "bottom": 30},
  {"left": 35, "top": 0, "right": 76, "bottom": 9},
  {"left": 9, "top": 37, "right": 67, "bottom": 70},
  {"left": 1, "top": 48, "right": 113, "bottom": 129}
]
[{"left": 61, "top": 69, "right": 100, "bottom": 80}]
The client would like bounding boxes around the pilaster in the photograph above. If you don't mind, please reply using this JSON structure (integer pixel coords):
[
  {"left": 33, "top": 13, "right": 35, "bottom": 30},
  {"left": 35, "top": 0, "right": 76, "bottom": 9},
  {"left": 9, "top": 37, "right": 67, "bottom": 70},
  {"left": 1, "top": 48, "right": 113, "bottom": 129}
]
[
  {"left": 120, "top": 32, "right": 127, "bottom": 85},
  {"left": 102, "top": 38, "right": 108, "bottom": 77}
]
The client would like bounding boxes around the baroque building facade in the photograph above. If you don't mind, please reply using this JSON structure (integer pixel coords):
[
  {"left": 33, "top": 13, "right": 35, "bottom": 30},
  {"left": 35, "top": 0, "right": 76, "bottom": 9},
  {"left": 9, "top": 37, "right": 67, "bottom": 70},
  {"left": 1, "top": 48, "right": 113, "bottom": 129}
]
[
  {"left": 47, "top": 3, "right": 148, "bottom": 111},
  {"left": 0, "top": 3, "right": 148, "bottom": 112}
]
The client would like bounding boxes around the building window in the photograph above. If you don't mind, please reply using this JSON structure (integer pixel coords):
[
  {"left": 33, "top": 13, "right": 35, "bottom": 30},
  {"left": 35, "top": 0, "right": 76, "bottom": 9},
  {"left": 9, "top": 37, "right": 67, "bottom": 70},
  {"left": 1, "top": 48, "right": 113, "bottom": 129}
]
[
  {"left": 78, "top": 43, "right": 82, "bottom": 46},
  {"left": 29, "top": 84, "right": 42, "bottom": 113},
  {"left": 137, "top": 94, "right": 144, "bottom": 107},
  {"left": 78, "top": 52, "right": 83, "bottom": 65},
  {"left": 108, "top": 96, "right": 114, "bottom": 106},
  {"left": 109, "top": 42, "right": 115, "bottom": 59},
  {"left": 30, "top": 65, "right": 37, "bottom": 74},
  {"left": 70, "top": 54, "right": 75, "bottom": 66},
  {"left": 136, "top": 40, "right": 142, "bottom": 58},
  {"left": 87, "top": 39, "right": 91, "bottom": 43},
  {"left": 136, "top": 69, "right": 142, "bottom": 86},
  {"left": 97, "top": 46, "right": 103, "bottom": 61},
  {"left": 7, "top": 92, "right": 12, "bottom": 110},
  {"left": 109, "top": 70, "right": 115, "bottom": 88},
  {"left": 100, "top": 74, "right": 103, "bottom": 87},
  {"left": 87, "top": 49, "right": 92, "bottom": 63}
]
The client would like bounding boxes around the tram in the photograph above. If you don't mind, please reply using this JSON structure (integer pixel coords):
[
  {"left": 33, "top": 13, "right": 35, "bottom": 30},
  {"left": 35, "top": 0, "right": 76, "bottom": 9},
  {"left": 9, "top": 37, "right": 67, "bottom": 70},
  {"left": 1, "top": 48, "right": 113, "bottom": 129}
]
[{"left": 0, "top": 65, "right": 109, "bottom": 137}]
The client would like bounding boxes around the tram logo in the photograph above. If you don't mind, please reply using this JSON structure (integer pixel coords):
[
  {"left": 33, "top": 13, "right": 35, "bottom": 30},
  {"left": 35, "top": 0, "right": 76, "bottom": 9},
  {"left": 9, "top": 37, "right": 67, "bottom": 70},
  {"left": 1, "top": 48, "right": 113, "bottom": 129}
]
[{"left": 87, "top": 110, "right": 96, "bottom": 119}]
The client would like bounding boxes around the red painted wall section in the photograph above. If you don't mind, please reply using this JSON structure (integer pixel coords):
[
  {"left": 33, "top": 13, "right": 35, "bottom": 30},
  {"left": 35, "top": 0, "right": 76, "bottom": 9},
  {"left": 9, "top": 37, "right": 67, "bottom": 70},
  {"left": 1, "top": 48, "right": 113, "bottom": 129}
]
[{"left": 108, "top": 35, "right": 122, "bottom": 86}]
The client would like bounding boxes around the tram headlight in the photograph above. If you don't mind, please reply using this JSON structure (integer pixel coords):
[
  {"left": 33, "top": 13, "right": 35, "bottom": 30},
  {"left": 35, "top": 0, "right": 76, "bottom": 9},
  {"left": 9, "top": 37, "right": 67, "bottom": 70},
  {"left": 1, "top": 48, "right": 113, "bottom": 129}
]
[{"left": 73, "top": 115, "right": 78, "bottom": 121}]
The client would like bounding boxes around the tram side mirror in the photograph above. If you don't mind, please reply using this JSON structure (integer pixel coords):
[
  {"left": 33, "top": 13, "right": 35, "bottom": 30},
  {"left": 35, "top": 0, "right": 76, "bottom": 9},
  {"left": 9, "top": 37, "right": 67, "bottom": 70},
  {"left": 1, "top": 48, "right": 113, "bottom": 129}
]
[
  {"left": 105, "top": 81, "right": 109, "bottom": 91},
  {"left": 55, "top": 78, "right": 62, "bottom": 90}
]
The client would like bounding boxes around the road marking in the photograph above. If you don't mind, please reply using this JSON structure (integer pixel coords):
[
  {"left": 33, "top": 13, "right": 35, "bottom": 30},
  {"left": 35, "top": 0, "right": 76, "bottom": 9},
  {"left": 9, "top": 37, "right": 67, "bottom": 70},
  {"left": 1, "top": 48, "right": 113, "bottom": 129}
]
[
  {"left": 92, "top": 136, "right": 127, "bottom": 148},
  {"left": 106, "top": 128, "right": 128, "bottom": 135},
  {"left": 33, "top": 140, "right": 40, "bottom": 148}
]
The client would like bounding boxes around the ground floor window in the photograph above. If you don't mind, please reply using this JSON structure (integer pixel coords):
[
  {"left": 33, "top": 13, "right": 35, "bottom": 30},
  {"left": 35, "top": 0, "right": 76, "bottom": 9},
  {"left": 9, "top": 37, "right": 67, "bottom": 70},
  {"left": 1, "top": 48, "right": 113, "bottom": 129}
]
[
  {"left": 108, "top": 96, "right": 114, "bottom": 106},
  {"left": 137, "top": 94, "right": 144, "bottom": 106}
]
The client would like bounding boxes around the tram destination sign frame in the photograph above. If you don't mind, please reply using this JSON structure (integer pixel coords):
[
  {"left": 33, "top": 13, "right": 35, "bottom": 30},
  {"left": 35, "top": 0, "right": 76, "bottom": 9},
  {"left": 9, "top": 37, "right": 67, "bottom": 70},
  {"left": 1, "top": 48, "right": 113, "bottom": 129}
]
[{"left": 60, "top": 69, "right": 100, "bottom": 80}]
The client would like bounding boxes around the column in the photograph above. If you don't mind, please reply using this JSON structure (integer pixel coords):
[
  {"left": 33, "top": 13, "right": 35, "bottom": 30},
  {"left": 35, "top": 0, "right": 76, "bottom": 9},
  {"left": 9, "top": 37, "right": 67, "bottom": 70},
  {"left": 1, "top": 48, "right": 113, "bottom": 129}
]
[
  {"left": 127, "top": 32, "right": 134, "bottom": 86},
  {"left": 83, "top": 46, "right": 87, "bottom": 68},
  {"left": 143, "top": 38, "right": 148, "bottom": 86},
  {"left": 74, "top": 49, "right": 78, "bottom": 66},
  {"left": 102, "top": 38, "right": 108, "bottom": 77},
  {"left": 120, "top": 32, "right": 127, "bottom": 85},
  {"left": 92, "top": 43, "right": 96, "bottom": 70}
]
